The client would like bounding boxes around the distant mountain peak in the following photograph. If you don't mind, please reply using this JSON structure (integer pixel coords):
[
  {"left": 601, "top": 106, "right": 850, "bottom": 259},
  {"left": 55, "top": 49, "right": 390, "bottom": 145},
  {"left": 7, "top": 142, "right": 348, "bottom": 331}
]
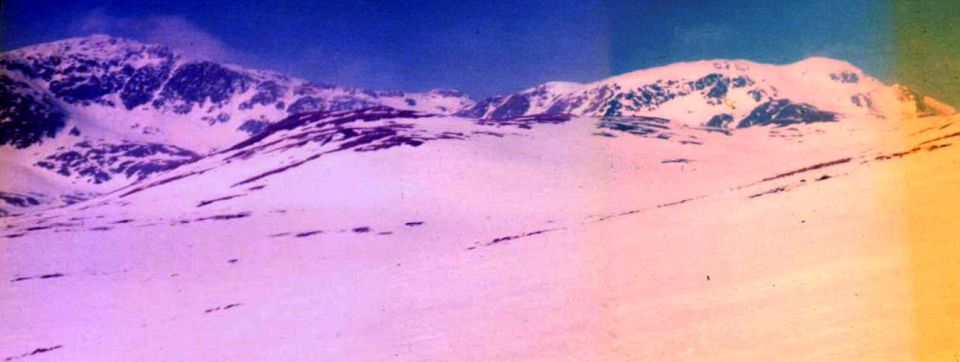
[{"left": 459, "top": 56, "right": 944, "bottom": 126}]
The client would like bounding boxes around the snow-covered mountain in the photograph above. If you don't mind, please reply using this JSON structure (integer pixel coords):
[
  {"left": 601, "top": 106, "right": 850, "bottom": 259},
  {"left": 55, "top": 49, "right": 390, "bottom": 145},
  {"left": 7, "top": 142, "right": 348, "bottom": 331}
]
[
  {"left": 0, "top": 35, "right": 954, "bottom": 215},
  {"left": 459, "top": 58, "right": 951, "bottom": 126},
  {"left": 3, "top": 36, "right": 947, "bottom": 156},
  {"left": 0, "top": 35, "right": 475, "bottom": 152},
  {"left": 0, "top": 35, "right": 477, "bottom": 208}
]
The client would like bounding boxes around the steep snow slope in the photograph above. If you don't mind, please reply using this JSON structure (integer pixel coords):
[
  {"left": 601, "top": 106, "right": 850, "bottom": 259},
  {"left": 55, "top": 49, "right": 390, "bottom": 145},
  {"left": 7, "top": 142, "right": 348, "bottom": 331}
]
[{"left": 3, "top": 106, "right": 958, "bottom": 360}]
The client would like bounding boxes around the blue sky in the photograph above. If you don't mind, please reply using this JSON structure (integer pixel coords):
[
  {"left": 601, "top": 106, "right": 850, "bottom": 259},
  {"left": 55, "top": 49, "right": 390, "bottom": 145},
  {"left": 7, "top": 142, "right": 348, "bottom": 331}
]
[{"left": 1, "top": 0, "right": 893, "bottom": 97}]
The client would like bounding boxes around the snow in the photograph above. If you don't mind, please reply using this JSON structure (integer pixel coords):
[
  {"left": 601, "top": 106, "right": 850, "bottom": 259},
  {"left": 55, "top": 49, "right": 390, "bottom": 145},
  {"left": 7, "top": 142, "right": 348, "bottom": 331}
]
[
  {"left": 457, "top": 56, "right": 934, "bottom": 126},
  {"left": 2, "top": 35, "right": 959, "bottom": 360},
  {"left": 1, "top": 35, "right": 477, "bottom": 153},
  {"left": 3, "top": 107, "right": 958, "bottom": 359}
]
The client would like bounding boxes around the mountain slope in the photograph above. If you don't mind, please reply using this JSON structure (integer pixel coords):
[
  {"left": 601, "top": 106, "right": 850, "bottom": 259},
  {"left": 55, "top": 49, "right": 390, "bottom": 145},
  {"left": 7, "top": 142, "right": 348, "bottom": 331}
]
[
  {"left": 3, "top": 100, "right": 958, "bottom": 359},
  {"left": 0, "top": 35, "right": 475, "bottom": 152},
  {"left": 459, "top": 58, "right": 949, "bottom": 127},
  {"left": 1, "top": 35, "right": 953, "bottom": 216},
  {"left": 0, "top": 36, "right": 478, "bottom": 210}
]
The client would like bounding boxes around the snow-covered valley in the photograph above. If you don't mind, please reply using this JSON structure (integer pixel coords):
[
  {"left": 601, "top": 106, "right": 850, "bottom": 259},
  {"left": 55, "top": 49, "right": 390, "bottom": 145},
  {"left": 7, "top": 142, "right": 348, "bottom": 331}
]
[{"left": 2, "top": 35, "right": 959, "bottom": 361}]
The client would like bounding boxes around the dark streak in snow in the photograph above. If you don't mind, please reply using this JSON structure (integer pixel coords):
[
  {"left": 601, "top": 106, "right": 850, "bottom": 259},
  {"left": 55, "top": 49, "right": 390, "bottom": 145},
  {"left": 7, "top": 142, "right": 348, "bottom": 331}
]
[
  {"left": 749, "top": 186, "right": 788, "bottom": 199},
  {"left": 196, "top": 194, "right": 245, "bottom": 207},
  {"left": 478, "top": 227, "right": 565, "bottom": 248},
  {"left": 294, "top": 230, "right": 324, "bottom": 237},
  {"left": 194, "top": 212, "right": 251, "bottom": 222},
  {"left": 204, "top": 303, "right": 242, "bottom": 313},
  {"left": 4, "top": 345, "right": 63, "bottom": 361},
  {"left": 11, "top": 273, "right": 66, "bottom": 282},
  {"left": 758, "top": 158, "right": 851, "bottom": 183}
]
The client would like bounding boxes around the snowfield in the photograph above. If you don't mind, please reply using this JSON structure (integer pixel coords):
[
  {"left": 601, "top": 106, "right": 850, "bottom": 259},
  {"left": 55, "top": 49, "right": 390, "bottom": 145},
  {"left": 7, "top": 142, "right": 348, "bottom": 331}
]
[
  {"left": 2, "top": 105, "right": 959, "bottom": 360},
  {"left": 1, "top": 35, "right": 958, "bottom": 361}
]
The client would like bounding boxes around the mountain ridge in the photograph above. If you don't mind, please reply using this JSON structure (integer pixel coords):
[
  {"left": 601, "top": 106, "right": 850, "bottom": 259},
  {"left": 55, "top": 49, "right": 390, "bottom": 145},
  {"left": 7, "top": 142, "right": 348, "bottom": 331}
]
[
  {"left": 0, "top": 35, "right": 476, "bottom": 151},
  {"left": 0, "top": 34, "right": 953, "bottom": 214},
  {"left": 2, "top": 35, "right": 949, "bottom": 153}
]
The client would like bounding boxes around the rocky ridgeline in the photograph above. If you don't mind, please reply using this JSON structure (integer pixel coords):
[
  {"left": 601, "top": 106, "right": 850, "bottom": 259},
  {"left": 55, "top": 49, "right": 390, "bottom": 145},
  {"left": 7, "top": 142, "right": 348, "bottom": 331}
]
[{"left": 0, "top": 35, "right": 475, "bottom": 149}]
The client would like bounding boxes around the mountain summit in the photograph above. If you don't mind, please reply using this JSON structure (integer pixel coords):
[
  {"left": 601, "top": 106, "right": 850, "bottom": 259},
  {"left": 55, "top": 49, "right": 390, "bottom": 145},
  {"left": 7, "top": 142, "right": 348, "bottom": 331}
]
[{"left": 459, "top": 57, "right": 940, "bottom": 126}]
